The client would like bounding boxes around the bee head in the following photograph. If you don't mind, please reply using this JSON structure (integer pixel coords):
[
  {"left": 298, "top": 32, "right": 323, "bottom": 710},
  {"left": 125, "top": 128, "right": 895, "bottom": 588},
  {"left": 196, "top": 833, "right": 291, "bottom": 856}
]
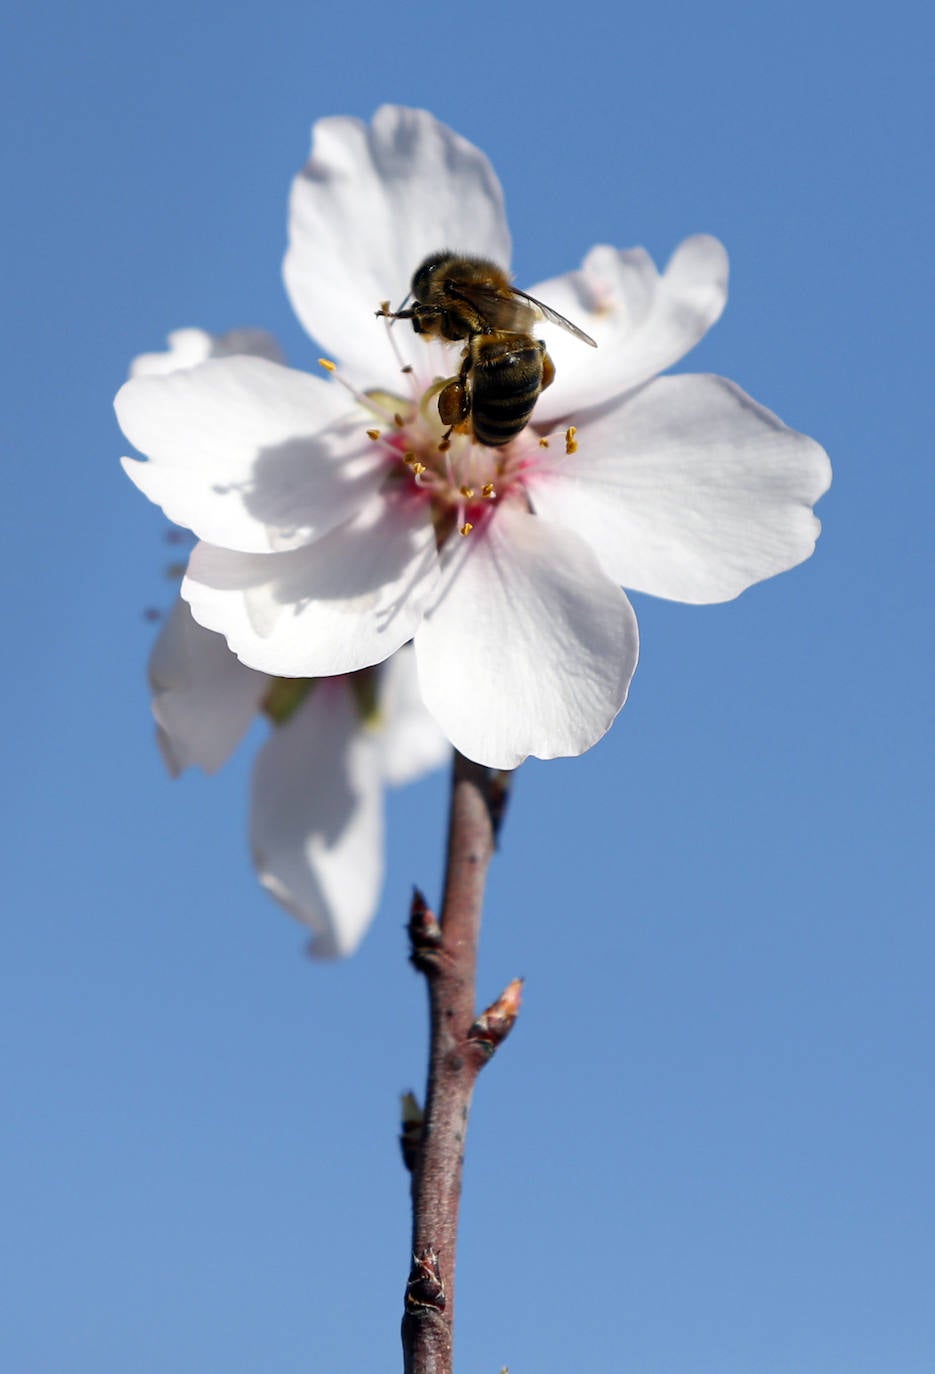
[{"left": 411, "top": 252, "right": 454, "bottom": 302}]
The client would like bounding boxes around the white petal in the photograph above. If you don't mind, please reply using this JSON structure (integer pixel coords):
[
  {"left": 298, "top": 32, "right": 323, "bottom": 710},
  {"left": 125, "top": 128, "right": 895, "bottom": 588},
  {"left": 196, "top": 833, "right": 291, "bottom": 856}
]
[
  {"left": 373, "top": 647, "right": 451, "bottom": 786},
  {"left": 129, "top": 327, "right": 284, "bottom": 378},
  {"left": 415, "top": 503, "right": 639, "bottom": 769},
  {"left": 182, "top": 493, "right": 440, "bottom": 676},
  {"left": 529, "top": 374, "right": 832, "bottom": 604},
  {"left": 283, "top": 106, "right": 511, "bottom": 386},
  {"left": 530, "top": 236, "right": 729, "bottom": 424},
  {"left": 148, "top": 599, "right": 268, "bottom": 776},
  {"left": 251, "top": 679, "right": 384, "bottom": 959},
  {"left": 117, "top": 355, "right": 383, "bottom": 553}
]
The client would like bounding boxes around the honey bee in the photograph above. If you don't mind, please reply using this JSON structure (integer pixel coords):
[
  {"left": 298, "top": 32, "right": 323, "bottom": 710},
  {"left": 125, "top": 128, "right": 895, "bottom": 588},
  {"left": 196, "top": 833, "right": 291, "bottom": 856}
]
[{"left": 379, "top": 253, "right": 596, "bottom": 447}]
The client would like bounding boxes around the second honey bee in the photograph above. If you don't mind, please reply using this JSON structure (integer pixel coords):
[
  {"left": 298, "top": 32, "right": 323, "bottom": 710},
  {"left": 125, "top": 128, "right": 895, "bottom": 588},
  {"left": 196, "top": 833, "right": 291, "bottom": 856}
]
[{"left": 379, "top": 253, "right": 596, "bottom": 447}]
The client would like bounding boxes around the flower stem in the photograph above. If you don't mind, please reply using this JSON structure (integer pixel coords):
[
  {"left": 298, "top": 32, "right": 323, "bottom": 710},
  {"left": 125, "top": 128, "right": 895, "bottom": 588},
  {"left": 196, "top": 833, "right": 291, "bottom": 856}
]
[{"left": 401, "top": 752, "right": 515, "bottom": 1374}]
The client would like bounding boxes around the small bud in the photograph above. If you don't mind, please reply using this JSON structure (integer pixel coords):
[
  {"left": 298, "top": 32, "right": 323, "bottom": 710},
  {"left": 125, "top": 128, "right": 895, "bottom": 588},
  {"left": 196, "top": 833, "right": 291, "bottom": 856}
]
[
  {"left": 487, "top": 769, "right": 513, "bottom": 844},
  {"left": 405, "top": 1247, "right": 446, "bottom": 1313},
  {"left": 408, "top": 887, "right": 443, "bottom": 973},
  {"left": 468, "top": 978, "right": 523, "bottom": 1060},
  {"left": 399, "top": 1091, "right": 424, "bottom": 1174}
]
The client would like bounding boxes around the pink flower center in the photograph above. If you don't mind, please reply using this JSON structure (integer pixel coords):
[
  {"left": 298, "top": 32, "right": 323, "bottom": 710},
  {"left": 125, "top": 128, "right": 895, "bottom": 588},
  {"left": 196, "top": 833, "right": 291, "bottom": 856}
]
[{"left": 318, "top": 345, "right": 577, "bottom": 545}]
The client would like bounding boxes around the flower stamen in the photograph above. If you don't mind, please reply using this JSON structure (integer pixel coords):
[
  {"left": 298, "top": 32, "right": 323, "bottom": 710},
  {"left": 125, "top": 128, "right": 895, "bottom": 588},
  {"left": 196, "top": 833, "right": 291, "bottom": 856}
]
[
  {"left": 318, "top": 357, "right": 398, "bottom": 424},
  {"left": 379, "top": 311, "right": 422, "bottom": 402}
]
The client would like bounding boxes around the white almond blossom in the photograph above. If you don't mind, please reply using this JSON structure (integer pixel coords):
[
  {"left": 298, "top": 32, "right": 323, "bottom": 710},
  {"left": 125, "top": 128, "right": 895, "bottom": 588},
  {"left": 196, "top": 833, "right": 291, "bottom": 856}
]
[
  {"left": 118, "top": 106, "right": 831, "bottom": 770},
  {"left": 151, "top": 597, "right": 449, "bottom": 958}
]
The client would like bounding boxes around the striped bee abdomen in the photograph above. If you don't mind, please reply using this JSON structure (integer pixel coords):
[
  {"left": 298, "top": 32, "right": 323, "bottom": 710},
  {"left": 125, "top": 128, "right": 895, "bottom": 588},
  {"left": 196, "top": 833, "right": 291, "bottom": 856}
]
[{"left": 469, "top": 335, "right": 547, "bottom": 447}]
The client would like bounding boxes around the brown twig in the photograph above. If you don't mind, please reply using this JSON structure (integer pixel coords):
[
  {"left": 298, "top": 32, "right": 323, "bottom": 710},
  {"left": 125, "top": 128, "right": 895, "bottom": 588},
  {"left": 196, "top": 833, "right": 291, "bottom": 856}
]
[{"left": 401, "top": 751, "right": 519, "bottom": 1374}]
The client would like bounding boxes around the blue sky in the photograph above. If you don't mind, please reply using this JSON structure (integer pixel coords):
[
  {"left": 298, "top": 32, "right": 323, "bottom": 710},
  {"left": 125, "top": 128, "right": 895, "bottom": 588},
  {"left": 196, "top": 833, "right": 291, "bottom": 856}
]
[{"left": 3, "top": 1, "right": 932, "bottom": 1370}]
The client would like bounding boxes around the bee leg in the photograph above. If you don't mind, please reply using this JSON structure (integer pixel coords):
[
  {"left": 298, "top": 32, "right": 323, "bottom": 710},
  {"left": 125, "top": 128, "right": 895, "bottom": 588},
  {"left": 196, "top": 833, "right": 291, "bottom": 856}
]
[
  {"left": 539, "top": 343, "right": 555, "bottom": 392},
  {"left": 405, "top": 306, "right": 445, "bottom": 337},
  {"left": 375, "top": 304, "right": 438, "bottom": 335}
]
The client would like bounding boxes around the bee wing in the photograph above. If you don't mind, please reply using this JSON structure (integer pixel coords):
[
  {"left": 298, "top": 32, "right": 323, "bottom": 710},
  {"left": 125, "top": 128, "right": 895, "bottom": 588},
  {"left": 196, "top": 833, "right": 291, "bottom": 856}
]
[
  {"left": 447, "top": 280, "right": 540, "bottom": 333},
  {"left": 448, "top": 279, "right": 598, "bottom": 347},
  {"left": 509, "top": 287, "right": 598, "bottom": 347}
]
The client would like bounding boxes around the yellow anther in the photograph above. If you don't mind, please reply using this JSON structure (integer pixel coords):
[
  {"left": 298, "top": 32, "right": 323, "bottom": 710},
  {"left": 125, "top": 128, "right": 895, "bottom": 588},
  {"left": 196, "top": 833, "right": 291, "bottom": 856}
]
[
  {"left": 460, "top": 522, "right": 474, "bottom": 537},
  {"left": 318, "top": 357, "right": 336, "bottom": 372},
  {"left": 481, "top": 483, "right": 496, "bottom": 499},
  {"left": 366, "top": 428, "right": 381, "bottom": 441},
  {"left": 539, "top": 437, "right": 550, "bottom": 448},
  {"left": 410, "top": 462, "right": 427, "bottom": 476},
  {"left": 393, "top": 412, "right": 406, "bottom": 428},
  {"left": 460, "top": 485, "right": 475, "bottom": 500},
  {"left": 378, "top": 300, "right": 391, "bottom": 315},
  {"left": 565, "top": 426, "right": 578, "bottom": 456}
]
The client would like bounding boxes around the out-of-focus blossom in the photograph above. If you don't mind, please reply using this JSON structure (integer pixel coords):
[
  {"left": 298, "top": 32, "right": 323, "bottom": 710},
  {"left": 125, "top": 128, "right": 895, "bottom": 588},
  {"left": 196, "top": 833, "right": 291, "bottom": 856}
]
[
  {"left": 151, "top": 598, "right": 449, "bottom": 958},
  {"left": 130, "top": 327, "right": 283, "bottom": 377}
]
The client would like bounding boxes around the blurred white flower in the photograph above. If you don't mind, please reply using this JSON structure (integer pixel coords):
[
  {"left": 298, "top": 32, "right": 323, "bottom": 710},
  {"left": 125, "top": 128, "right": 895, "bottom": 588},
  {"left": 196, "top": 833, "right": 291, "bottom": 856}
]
[
  {"left": 118, "top": 106, "right": 831, "bottom": 770},
  {"left": 130, "top": 327, "right": 283, "bottom": 377},
  {"left": 151, "top": 598, "right": 449, "bottom": 958}
]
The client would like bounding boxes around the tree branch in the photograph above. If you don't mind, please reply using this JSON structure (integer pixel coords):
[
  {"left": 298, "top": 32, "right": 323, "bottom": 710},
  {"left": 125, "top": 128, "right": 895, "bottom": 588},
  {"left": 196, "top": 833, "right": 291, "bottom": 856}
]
[{"left": 401, "top": 751, "right": 518, "bottom": 1374}]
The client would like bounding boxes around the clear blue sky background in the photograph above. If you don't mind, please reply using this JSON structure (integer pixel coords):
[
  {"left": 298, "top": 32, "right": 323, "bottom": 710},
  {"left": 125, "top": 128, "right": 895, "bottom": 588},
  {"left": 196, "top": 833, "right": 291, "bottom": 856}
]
[{"left": 3, "top": 1, "right": 932, "bottom": 1370}]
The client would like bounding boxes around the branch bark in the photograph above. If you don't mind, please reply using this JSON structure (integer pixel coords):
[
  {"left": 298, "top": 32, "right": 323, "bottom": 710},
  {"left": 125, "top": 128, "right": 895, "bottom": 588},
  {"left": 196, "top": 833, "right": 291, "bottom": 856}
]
[{"left": 401, "top": 752, "right": 515, "bottom": 1374}]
